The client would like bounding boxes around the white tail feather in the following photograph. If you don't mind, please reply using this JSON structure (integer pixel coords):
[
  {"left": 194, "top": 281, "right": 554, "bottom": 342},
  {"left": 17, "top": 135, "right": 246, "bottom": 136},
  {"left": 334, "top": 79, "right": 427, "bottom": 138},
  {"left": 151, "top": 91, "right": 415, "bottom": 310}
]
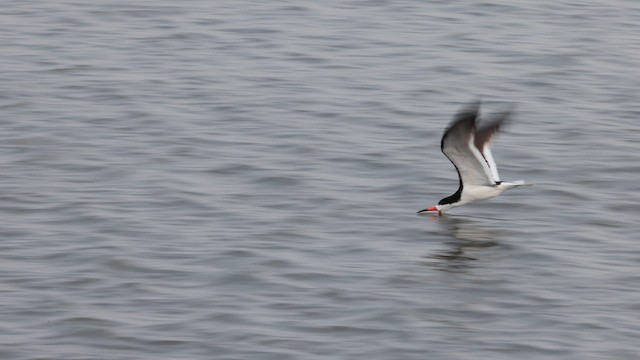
[{"left": 502, "top": 180, "right": 533, "bottom": 187}]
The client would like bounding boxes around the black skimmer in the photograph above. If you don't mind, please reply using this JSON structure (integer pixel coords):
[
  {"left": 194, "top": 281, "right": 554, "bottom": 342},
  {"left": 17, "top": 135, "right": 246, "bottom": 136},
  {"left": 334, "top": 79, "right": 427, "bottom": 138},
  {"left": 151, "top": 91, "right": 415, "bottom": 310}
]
[{"left": 418, "top": 101, "right": 530, "bottom": 215}]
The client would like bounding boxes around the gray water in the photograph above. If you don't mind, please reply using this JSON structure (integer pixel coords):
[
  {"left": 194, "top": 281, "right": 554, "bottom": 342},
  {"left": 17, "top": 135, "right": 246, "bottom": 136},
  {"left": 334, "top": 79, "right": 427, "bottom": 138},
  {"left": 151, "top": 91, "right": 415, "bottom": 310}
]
[{"left": 2, "top": 1, "right": 640, "bottom": 359}]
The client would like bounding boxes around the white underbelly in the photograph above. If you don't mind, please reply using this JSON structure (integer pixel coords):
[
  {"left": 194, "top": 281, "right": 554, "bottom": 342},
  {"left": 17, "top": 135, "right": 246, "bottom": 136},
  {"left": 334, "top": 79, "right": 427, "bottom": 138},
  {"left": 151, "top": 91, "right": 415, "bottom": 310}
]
[{"left": 461, "top": 185, "right": 503, "bottom": 203}]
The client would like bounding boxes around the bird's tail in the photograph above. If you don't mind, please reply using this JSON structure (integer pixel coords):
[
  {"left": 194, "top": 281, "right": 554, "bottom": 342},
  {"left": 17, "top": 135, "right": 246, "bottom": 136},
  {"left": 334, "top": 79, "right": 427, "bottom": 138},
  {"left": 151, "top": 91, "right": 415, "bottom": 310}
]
[{"left": 502, "top": 180, "right": 534, "bottom": 188}]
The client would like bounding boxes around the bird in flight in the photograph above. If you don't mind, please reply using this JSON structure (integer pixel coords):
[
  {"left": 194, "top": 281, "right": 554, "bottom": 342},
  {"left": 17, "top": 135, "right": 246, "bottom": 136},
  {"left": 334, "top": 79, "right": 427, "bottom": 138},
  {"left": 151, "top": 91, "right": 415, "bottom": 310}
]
[{"left": 418, "top": 101, "right": 530, "bottom": 215}]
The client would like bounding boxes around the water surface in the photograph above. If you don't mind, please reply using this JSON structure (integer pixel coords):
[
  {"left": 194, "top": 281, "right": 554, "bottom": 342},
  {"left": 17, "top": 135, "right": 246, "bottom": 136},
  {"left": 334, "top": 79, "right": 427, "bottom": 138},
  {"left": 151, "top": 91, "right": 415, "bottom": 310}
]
[{"left": 1, "top": 1, "right": 639, "bottom": 359}]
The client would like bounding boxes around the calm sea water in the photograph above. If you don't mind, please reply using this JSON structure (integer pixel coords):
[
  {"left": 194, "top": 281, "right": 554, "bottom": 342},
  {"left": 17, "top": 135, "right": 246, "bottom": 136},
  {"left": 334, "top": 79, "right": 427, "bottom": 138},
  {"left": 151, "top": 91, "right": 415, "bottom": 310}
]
[{"left": 1, "top": 1, "right": 640, "bottom": 359}]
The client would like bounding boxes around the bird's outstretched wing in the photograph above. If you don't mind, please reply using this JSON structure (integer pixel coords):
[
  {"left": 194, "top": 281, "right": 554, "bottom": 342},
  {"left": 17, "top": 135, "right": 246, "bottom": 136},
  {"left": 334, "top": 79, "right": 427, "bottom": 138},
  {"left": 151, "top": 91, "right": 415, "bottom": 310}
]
[
  {"left": 474, "top": 110, "right": 510, "bottom": 182},
  {"left": 441, "top": 102, "right": 495, "bottom": 187}
]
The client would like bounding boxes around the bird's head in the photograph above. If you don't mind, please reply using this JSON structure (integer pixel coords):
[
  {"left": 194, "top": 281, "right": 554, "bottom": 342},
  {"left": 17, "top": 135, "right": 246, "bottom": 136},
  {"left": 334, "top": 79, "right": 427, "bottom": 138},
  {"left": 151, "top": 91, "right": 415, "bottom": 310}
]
[{"left": 417, "top": 199, "right": 463, "bottom": 215}]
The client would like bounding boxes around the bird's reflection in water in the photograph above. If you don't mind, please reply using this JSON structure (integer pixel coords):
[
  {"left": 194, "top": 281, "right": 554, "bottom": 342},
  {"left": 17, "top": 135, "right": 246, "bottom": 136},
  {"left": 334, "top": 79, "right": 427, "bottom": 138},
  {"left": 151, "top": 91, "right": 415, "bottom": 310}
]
[{"left": 421, "top": 214, "right": 504, "bottom": 272}]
